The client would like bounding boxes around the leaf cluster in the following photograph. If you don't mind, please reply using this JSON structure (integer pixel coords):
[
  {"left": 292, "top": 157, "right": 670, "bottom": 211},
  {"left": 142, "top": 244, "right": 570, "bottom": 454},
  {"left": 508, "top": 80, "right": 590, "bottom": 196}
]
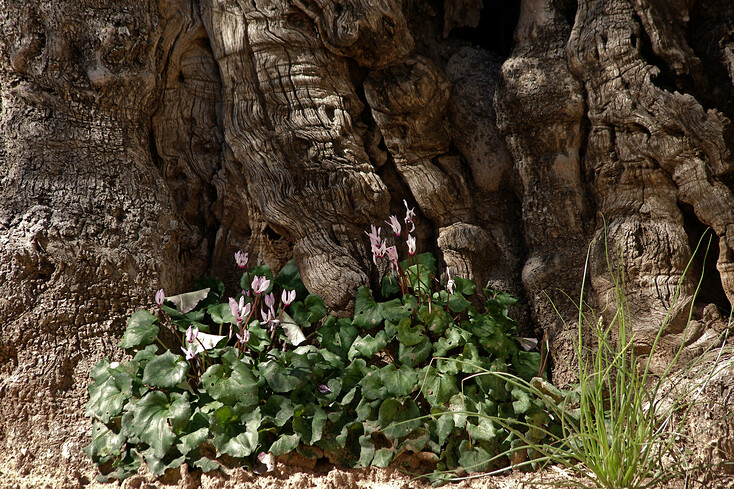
[{"left": 85, "top": 256, "right": 555, "bottom": 483}]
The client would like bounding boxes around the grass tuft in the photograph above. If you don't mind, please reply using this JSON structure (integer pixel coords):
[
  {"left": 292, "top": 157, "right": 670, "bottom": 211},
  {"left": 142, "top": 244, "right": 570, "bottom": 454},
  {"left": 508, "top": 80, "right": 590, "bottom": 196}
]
[{"left": 414, "top": 230, "right": 731, "bottom": 488}]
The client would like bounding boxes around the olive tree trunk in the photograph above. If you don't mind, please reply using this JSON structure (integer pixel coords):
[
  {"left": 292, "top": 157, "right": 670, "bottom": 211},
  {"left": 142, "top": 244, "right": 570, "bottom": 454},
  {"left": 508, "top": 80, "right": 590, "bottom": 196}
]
[{"left": 2, "top": 0, "right": 734, "bottom": 483}]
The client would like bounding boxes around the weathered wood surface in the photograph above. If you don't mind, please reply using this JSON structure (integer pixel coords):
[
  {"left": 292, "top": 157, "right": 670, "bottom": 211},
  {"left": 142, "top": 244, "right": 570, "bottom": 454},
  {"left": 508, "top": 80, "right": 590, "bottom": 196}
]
[
  {"left": 2, "top": 0, "right": 734, "bottom": 483},
  {"left": 567, "top": 0, "right": 734, "bottom": 356}
]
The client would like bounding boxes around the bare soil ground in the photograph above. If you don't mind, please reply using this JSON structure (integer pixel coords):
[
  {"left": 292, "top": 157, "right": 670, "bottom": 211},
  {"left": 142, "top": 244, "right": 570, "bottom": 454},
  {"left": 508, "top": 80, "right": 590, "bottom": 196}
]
[{"left": 3, "top": 459, "right": 734, "bottom": 489}]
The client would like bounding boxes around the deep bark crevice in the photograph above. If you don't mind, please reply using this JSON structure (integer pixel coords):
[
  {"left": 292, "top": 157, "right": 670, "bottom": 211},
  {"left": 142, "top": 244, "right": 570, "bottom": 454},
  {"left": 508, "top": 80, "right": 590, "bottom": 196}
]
[
  {"left": 679, "top": 201, "right": 732, "bottom": 315},
  {"left": 148, "top": 128, "right": 162, "bottom": 169},
  {"left": 446, "top": 0, "right": 521, "bottom": 57},
  {"left": 687, "top": 0, "right": 734, "bottom": 128},
  {"left": 553, "top": 0, "right": 578, "bottom": 28},
  {"left": 632, "top": 9, "right": 695, "bottom": 96}
]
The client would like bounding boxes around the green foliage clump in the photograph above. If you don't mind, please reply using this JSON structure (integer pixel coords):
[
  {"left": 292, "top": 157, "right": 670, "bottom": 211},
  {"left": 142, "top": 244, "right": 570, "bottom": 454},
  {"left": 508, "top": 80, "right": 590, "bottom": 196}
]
[
  {"left": 85, "top": 253, "right": 554, "bottom": 483},
  {"left": 513, "top": 234, "right": 730, "bottom": 489}
]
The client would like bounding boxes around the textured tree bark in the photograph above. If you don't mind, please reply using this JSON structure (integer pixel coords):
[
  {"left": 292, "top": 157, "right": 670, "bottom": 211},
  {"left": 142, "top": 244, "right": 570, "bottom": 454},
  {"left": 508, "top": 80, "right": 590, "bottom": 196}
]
[
  {"left": 0, "top": 0, "right": 202, "bottom": 479},
  {"left": 567, "top": 0, "right": 734, "bottom": 358},
  {"left": 495, "top": 0, "right": 593, "bottom": 383},
  {"left": 2, "top": 0, "right": 734, "bottom": 484}
]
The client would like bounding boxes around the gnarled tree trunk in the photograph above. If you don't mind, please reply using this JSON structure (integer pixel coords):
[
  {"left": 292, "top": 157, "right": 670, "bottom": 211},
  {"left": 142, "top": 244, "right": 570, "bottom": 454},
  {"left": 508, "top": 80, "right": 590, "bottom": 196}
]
[{"left": 2, "top": 0, "right": 734, "bottom": 484}]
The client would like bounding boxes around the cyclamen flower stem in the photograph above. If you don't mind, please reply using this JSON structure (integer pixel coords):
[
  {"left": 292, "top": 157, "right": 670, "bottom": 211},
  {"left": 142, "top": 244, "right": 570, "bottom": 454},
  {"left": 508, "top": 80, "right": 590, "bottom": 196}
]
[
  {"left": 268, "top": 323, "right": 278, "bottom": 351},
  {"left": 155, "top": 337, "right": 168, "bottom": 352},
  {"left": 240, "top": 306, "right": 256, "bottom": 336},
  {"left": 390, "top": 262, "right": 408, "bottom": 296},
  {"left": 262, "top": 304, "right": 284, "bottom": 354},
  {"left": 195, "top": 355, "right": 204, "bottom": 382},
  {"left": 159, "top": 308, "right": 184, "bottom": 346},
  {"left": 195, "top": 337, "right": 209, "bottom": 361},
  {"left": 398, "top": 266, "right": 410, "bottom": 297},
  {"left": 236, "top": 295, "right": 260, "bottom": 353},
  {"left": 415, "top": 258, "right": 422, "bottom": 307},
  {"left": 395, "top": 273, "right": 407, "bottom": 297}
]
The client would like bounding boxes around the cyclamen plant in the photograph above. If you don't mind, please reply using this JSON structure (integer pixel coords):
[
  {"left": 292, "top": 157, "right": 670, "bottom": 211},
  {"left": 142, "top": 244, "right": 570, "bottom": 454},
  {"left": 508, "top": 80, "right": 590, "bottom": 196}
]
[{"left": 85, "top": 204, "right": 558, "bottom": 483}]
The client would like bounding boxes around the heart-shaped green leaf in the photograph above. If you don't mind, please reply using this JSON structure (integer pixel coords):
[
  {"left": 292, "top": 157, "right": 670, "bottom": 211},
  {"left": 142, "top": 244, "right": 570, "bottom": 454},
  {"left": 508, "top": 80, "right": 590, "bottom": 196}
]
[
  {"left": 86, "top": 365, "right": 133, "bottom": 423},
  {"left": 193, "top": 456, "right": 223, "bottom": 473},
  {"left": 208, "top": 302, "right": 235, "bottom": 324},
  {"left": 397, "top": 339, "right": 432, "bottom": 367},
  {"left": 433, "top": 327, "right": 465, "bottom": 356},
  {"left": 381, "top": 296, "right": 415, "bottom": 322},
  {"left": 201, "top": 349, "right": 258, "bottom": 406},
  {"left": 303, "top": 294, "right": 327, "bottom": 323},
  {"left": 270, "top": 433, "right": 300, "bottom": 456},
  {"left": 448, "top": 292, "right": 471, "bottom": 313},
  {"left": 466, "top": 419, "right": 498, "bottom": 442},
  {"left": 85, "top": 421, "right": 126, "bottom": 462},
  {"left": 453, "top": 276, "right": 476, "bottom": 296},
  {"left": 353, "top": 286, "right": 384, "bottom": 329},
  {"left": 380, "top": 274, "right": 401, "bottom": 299},
  {"left": 372, "top": 448, "right": 394, "bottom": 467},
  {"left": 317, "top": 317, "right": 358, "bottom": 359},
  {"left": 434, "top": 410, "right": 455, "bottom": 446},
  {"left": 210, "top": 405, "right": 260, "bottom": 457},
  {"left": 419, "top": 306, "right": 451, "bottom": 335},
  {"left": 378, "top": 364, "right": 418, "bottom": 397},
  {"left": 129, "top": 391, "right": 190, "bottom": 459},
  {"left": 361, "top": 368, "right": 388, "bottom": 401},
  {"left": 457, "top": 439, "right": 493, "bottom": 473},
  {"left": 141, "top": 446, "right": 184, "bottom": 476},
  {"left": 512, "top": 351, "right": 542, "bottom": 381},
  {"left": 357, "top": 434, "right": 375, "bottom": 467},
  {"left": 259, "top": 359, "right": 300, "bottom": 393},
  {"left": 378, "top": 398, "right": 421, "bottom": 439},
  {"left": 420, "top": 366, "right": 458, "bottom": 407},
  {"left": 347, "top": 330, "right": 388, "bottom": 360},
  {"left": 262, "top": 395, "right": 294, "bottom": 427},
  {"left": 142, "top": 351, "right": 188, "bottom": 388},
  {"left": 120, "top": 311, "right": 159, "bottom": 349},
  {"left": 176, "top": 427, "right": 208, "bottom": 455},
  {"left": 396, "top": 317, "right": 425, "bottom": 346}
]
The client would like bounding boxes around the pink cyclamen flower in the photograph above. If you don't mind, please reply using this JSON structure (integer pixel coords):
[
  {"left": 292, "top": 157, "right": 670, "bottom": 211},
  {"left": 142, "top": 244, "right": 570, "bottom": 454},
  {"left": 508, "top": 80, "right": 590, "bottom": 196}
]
[
  {"left": 236, "top": 329, "right": 250, "bottom": 344},
  {"left": 155, "top": 289, "right": 165, "bottom": 307},
  {"left": 228, "top": 297, "right": 239, "bottom": 319},
  {"left": 264, "top": 292, "right": 275, "bottom": 310},
  {"left": 386, "top": 245, "right": 399, "bottom": 271},
  {"left": 229, "top": 296, "right": 251, "bottom": 324},
  {"left": 261, "top": 308, "right": 280, "bottom": 332},
  {"left": 282, "top": 289, "right": 296, "bottom": 306},
  {"left": 234, "top": 250, "right": 249, "bottom": 269},
  {"left": 251, "top": 276, "right": 271, "bottom": 294},
  {"left": 406, "top": 234, "right": 416, "bottom": 255},
  {"left": 385, "top": 215, "right": 401, "bottom": 236},
  {"left": 257, "top": 452, "right": 275, "bottom": 472},
  {"left": 185, "top": 325, "right": 199, "bottom": 344},
  {"left": 240, "top": 300, "right": 252, "bottom": 320},
  {"left": 366, "top": 224, "right": 381, "bottom": 247},
  {"left": 446, "top": 267, "right": 456, "bottom": 295},
  {"left": 403, "top": 200, "right": 416, "bottom": 233},
  {"left": 181, "top": 346, "right": 197, "bottom": 361},
  {"left": 365, "top": 224, "right": 385, "bottom": 265},
  {"left": 317, "top": 384, "right": 331, "bottom": 394}
]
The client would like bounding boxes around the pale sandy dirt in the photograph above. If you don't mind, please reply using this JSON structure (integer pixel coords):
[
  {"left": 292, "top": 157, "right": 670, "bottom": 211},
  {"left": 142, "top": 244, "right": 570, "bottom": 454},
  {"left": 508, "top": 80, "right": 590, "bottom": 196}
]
[
  {"left": 4, "top": 460, "right": 734, "bottom": 489},
  {"left": 0, "top": 463, "right": 581, "bottom": 489}
]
